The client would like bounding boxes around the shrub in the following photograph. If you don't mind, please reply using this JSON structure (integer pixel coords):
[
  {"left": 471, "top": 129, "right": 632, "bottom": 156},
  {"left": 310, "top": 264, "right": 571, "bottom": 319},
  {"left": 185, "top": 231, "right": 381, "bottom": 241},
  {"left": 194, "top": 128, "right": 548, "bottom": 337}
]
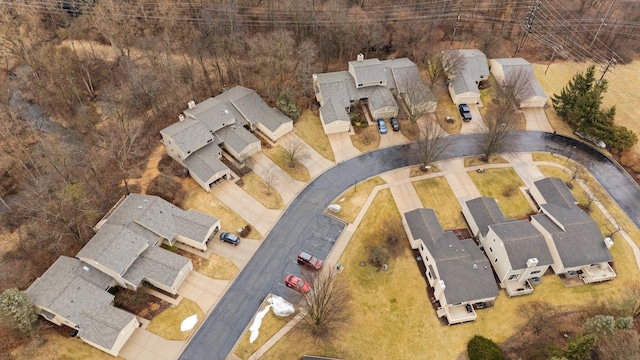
[
  {"left": 0, "top": 288, "right": 38, "bottom": 336},
  {"left": 239, "top": 224, "right": 252, "bottom": 237},
  {"left": 368, "top": 246, "right": 389, "bottom": 268},
  {"left": 503, "top": 184, "right": 519, "bottom": 197},
  {"left": 146, "top": 174, "right": 186, "bottom": 206},
  {"left": 467, "top": 335, "right": 505, "bottom": 360}
]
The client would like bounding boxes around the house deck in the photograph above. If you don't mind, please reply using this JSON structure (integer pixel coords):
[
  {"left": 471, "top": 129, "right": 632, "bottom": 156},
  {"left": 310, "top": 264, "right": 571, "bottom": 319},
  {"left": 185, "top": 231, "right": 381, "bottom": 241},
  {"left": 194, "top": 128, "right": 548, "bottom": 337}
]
[
  {"left": 503, "top": 279, "right": 534, "bottom": 297},
  {"left": 580, "top": 263, "right": 617, "bottom": 284},
  {"left": 438, "top": 304, "right": 477, "bottom": 325}
]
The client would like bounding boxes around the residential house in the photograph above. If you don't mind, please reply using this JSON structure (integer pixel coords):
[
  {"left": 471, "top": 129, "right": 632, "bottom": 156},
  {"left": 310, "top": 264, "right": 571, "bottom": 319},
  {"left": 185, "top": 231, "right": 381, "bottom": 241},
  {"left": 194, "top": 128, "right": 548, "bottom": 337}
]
[
  {"left": 446, "top": 49, "right": 490, "bottom": 105},
  {"left": 463, "top": 196, "right": 552, "bottom": 297},
  {"left": 490, "top": 58, "right": 548, "bottom": 108},
  {"left": 161, "top": 86, "right": 293, "bottom": 192},
  {"left": 529, "top": 178, "right": 616, "bottom": 283},
  {"left": 26, "top": 256, "right": 139, "bottom": 357},
  {"left": 403, "top": 209, "right": 499, "bottom": 325},
  {"left": 313, "top": 54, "right": 436, "bottom": 134}
]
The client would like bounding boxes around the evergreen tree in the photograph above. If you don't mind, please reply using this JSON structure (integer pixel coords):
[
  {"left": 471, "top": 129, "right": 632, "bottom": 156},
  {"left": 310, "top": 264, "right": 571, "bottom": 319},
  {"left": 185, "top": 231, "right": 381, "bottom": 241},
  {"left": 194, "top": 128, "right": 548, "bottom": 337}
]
[{"left": 0, "top": 288, "right": 38, "bottom": 336}]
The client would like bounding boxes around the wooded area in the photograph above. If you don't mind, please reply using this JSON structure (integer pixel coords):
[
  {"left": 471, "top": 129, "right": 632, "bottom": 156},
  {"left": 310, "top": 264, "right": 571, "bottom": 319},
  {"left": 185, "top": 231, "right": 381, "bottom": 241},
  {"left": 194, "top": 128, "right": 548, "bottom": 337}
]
[{"left": 1, "top": 0, "right": 639, "bottom": 355}]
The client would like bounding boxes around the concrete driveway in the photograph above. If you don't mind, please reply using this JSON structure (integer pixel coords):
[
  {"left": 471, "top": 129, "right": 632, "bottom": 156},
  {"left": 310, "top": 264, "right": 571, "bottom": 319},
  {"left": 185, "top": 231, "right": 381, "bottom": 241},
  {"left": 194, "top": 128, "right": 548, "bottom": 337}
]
[
  {"left": 277, "top": 132, "right": 334, "bottom": 178},
  {"left": 246, "top": 152, "right": 306, "bottom": 204},
  {"left": 378, "top": 123, "right": 410, "bottom": 148},
  {"left": 522, "top": 107, "right": 553, "bottom": 132},
  {"left": 327, "top": 132, "right": 360, "bottom": 162},
  {"left": 460, "top": 103, "right": 484, "bottom": 134}
]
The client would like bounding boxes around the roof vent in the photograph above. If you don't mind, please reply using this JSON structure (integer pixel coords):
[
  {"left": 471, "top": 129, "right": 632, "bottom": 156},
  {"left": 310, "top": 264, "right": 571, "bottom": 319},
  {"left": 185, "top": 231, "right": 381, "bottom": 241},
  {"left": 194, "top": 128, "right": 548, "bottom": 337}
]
[
  {"left": 604, "top": 237, "right": 614, "bottom": 249},
  {"left": 473, "top": 264, "right": 478, "bottom": 269},
  {"left": 188, "top": 100, "right": 196, "bottom": 109},
  {"left": 137, "top": 206, "right": 143, "bottom": 209},
  {"left": 178, "top": 114, "right": 185, "bottom": 122},
  {"left": 526, "top": 258, "right": 539, "bottom": 268},
  {"left": 357, "top": 53, "right": 364, "bottom": 62},
  {"left": 82, "top": 266, "right": 89, "bottom": 271}
]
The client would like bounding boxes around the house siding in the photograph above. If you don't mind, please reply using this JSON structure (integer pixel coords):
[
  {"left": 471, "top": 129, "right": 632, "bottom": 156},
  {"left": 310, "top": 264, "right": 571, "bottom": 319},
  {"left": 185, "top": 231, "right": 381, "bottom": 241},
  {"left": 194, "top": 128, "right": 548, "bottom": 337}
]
[
  {"left": 448, "top": 84, "right": 479, "bottom": 105},
  {"left": 461, "top": 203, "right": 480, "bottom": 237},
  {"left": 530, "top": 217, "right": 565, "bottom": 273},
  {"left": 256, "top": 121, "right": 294, "bottom": 142},
  {"left": 81, "top": 317, "right": 140, "bottom": 357},
  {"left": 484, "top": 229, "right": 512, "bottom": 282}
]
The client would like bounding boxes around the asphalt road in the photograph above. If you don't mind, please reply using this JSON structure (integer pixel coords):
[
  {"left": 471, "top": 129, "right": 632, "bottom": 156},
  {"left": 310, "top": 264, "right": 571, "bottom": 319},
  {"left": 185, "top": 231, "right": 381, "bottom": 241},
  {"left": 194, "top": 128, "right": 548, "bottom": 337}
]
[{"left": 179, "top": 131, "right": 640, "bottom": 360}]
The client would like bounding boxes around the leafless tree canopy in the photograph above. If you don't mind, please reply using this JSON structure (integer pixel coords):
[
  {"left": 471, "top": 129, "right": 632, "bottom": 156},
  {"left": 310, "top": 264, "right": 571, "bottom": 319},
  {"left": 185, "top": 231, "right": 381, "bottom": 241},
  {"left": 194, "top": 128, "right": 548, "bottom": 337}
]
[
  {"left": 261, "top": 167, "right": 278, "bottom": 195},
  {"left": 426, "top": 49, "right": 466, "bottom": 84},
  {"left": 496, "top": 68, "right": 534, "bottom": 108},
  {"left": 299, "top": 268, "right": 351, "bottom": 341},
  {"left": 472, "top": 103, "right": 519, "bottom": 161},
  {"left": 282, "top": 139, "right": 310, "bottom": 168},
  {"left": 415, "top": 116, "right": 450, "bottom": 168},
  {"left": 399, "top": 75, "right": 436, "bottom": 125}
]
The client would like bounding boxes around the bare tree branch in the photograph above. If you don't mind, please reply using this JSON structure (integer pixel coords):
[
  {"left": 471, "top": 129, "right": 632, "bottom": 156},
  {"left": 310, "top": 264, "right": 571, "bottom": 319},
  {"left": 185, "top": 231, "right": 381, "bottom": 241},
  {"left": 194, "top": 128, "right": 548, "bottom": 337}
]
[
  {"left": 415, "top": 115, "right": 450, "bottom": 169},
  {"left": 473, "top": 103, "right": 519, "bottom": 161},
  {"left": 282, "top": 139, "right": 310, "bottom": 169}
]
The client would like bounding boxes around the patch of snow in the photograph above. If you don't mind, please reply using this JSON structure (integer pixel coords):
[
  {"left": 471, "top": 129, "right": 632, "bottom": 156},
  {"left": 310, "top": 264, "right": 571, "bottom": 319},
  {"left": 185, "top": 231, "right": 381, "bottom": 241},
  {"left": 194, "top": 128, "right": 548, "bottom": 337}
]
[
  {"left": 249, "top": 304, "right": 271, "bottom": 343},
  {"left": 180, "top": 314, "right": 198, "bottom": 332},
  {"left": 269, "top": 295, "right": 295, "bottom": 317}
]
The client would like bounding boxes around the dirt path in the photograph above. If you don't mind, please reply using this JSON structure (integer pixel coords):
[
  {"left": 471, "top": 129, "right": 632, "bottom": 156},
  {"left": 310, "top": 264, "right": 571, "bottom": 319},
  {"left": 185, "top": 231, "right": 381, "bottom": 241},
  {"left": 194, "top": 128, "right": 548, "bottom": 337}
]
[{"left": 126, "top": 144, "right": 165, "bottom": 193}]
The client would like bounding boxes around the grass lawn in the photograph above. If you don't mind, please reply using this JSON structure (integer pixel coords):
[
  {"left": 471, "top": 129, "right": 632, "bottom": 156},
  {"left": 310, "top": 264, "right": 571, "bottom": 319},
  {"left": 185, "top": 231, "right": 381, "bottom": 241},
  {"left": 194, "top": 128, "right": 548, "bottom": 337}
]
[
  {"left": 464, "top": 155, "right": 508, "bottom": 167},
  {"left": 533, "top": 60, "right": 640, "bottom": 154},
  {"left": 233, "top": 297, "right": 296, "bottom": 360},
  {"left": 351, "top": 125, "right": 380, "bottom": 152},
  {"left": 329, "top": 176, "right": 386, "bottom": 224},
  {"left": 241, "top": 172, "right": 284, "bottom": 210},
  {"left": 147, "top": 298, "right": 204, "bottom": 341},
  {"left": 413, "top": 177, "right": 466, "bottom": 229},
  {"left": 195, "top": 252, "right": 239, "bottom": 280},
  {"left": 468, "top": 167, "right": 533, "bottom": 218},
  {"left": 293, "top": 110, "right": 335, "bottom": 162},
  {"left": 398, "top": 118, "right": 420, "bottom": 141},
  {"left": 262, "top": 145, "right": 311, "bottom": 182},
  {"left": 11, "top": 332, "right": 124, "bottom": 360},
  {"left": 182, "top": 186, "right": 262, "bottom": 240},
  {"left": 433, "top": 82, "right": 462, "bottom": 134}
]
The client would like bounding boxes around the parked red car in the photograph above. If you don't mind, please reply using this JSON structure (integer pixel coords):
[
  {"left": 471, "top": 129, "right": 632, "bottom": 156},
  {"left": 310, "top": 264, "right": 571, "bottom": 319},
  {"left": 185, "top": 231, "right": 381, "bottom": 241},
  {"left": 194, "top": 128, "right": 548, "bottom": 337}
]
[
  {"left": 297, "top": 251, "right": 323, "bottom": 270},
  {"left": 285, "top": 274, "right": 310, "bottom": 293}
]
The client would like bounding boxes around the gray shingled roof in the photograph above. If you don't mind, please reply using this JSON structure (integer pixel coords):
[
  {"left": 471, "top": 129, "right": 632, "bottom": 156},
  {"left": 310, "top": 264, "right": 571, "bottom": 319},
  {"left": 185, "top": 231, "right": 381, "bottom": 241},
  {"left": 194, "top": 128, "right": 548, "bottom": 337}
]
[
  {"left": 492, "top": 58, "right": 547, "bottom": 98},
  {"left": 319, "top": 99, "right": 343, "bottom": 126},
  {"left": 76, "top": 305, "right": 137, "bottom": 351},
  {"left": 122, "top": 246, "right": 191, "bottom": 290},
  {"left": 102, "top": 193, "right": 179, "bottom": 241},
  {"left": 405, "top": 209, "right": 499, "bottom": 304},
  {"left": 488, "top": 220, "right": 554, "bottom": 269},
  {"left": 184, "top": 143, "right": 229, "bottom": 183},
  {"left": 316, "top": 71, "right": 360, "bottom": 107},
  {"left": 183, "top": 97, "right": 237, "bottom": 133},
  {"left": 159, "top": 118, "right": 213, "bottom": 156},
  {"left": 227, "top": 89, "right": 291, "bottom": 131},
  {"left": 215, "top": 125, "right": 259, "bottom": 155},
  {"left": 76, "top": 224, "right": 154, "bottom": 275},
  {"left": 174, "top": 209, "right": 219, "bottom": 244},
  {"left": 447, "top": 49, "right": 489, "bottom": 96},
  {"left": 533, "top": 205, "right": 612, "bottom": 268},
  {"left": 465, "top": 197, "right": 508, "bottom": 237},
  {"left": 384, "top": 58, "right": 436, "bottom": 103},
  {"left": 26, "top": 257, "right": 136, "bottom": 353},
  {"left": 360, "top": 86, "right": 397, "bottom": 114},
  {"left": 533, "top": 177, "right": 578, "bottom": 209},
  {"left": 349, "top": 58, "right": 387, "bottom": 86}
]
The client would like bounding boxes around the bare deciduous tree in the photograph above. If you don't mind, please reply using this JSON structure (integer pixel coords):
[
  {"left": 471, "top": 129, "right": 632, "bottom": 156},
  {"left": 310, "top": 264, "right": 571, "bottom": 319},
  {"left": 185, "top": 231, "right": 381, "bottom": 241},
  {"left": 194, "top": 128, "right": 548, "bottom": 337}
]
[
  {"left": 282, "top": 140, "right": 310, "bottom": 168},
  {"left": 473, "top": 103, "right": 519, "bottom": 162},
  {"left": 261, "top": 167, "right": 277, "bottom": 195},
  {"left": 415, "top": 115, "right": 450, "bottom": 169},
  {"left": 518, "top": 300, "right": 557, "bottom": 335},
  {"left": 300, "top": 268, "right": 351, "bottom": 341},
  {"left": 597, "top": 329, "right": 640, "bottom": 360},
  {"left": 426, "top": 50, "right": 465, "bottom": 84},
  {"left": 399, "top": 75, "right": 436, "bottom": 125},
  {"left": 496, "top": 67, "right": 534, "bottom": 108}
]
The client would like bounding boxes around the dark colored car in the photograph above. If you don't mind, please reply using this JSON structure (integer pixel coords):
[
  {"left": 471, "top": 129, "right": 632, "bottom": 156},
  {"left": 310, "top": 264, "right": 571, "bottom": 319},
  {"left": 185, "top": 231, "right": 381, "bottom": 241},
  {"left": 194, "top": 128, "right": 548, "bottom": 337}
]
[
  {"left": 297, "top": 251, "right": 324, "bottom": 270},
  {"left": 219, "top": 231, "right": 240, "bottom": 246},
  {"left": 458, "top": 104, "right": 472, "bottom": 122},
  {"left": 390, "top": 117, "right": 400, "bottom": 131},
  {"left": 285, "top": 274, "right": 310, "bottom": 293},
  {"left": 376, "top": 118, "right": 387, "bottom": 134}
]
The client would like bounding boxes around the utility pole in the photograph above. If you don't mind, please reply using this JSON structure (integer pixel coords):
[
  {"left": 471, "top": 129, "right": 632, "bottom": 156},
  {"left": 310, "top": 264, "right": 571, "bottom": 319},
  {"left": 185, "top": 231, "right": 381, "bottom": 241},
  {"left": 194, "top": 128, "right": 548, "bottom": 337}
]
[
  {"left": 598, "top": 57, "right": 617, "bottom": 83},
  {"left": 450, "top": 1, "right": 462, "bottom": 47},
  {"left": 589, "top": 0, "right": 617, "bottom": 51},
  {"left": 514, "top": 0, "right": 541, "bottom": 57},
  {"left": 545, "top": 45, "right": 561, "bottom": 74}
]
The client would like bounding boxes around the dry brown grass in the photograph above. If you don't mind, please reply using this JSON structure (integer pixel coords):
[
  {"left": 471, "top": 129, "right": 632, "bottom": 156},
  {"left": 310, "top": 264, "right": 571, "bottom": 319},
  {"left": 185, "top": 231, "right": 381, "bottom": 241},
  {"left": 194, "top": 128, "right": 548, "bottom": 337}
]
[
  {"left": 240, "top": 172, "right": 284, "bottom": 210},
  {"left": 433, "top": 83, "right": 462, "bottom": 134},
  {"left": 11, "top": 331, "right": 124, "bottom": 360},
  {"left": 464, "top": 155, "right": 508, "bottom": 167},
  {"left": 533, "top": 61, "right": 640, "bottom": 154},
  {"left": 398, "top": 119, "right": 420, "bottom": 141},
  {"left": 262, "top": 145, "right": 311, "bottom": 182},
  {"left": 468, "top": 167, "right": 533, "bottom": 218},
  {"left": 413, "top": 177, "right": 467, "bottom": 230},
  {"left": 182, "top": 185, "right": 262, "bottom": 240},
  {"left": 351, "top": 125, "right": 380, "bottom": 152},
  {"left": 147, "top": 298, "right": 204, "bottom": 341},
  {"left": 233, "top": 298, "right": 296, "bottom": 360},
  {"left": 329, "top": 177, "right": 386, "bottom": 224},
  {"left": 194, "top": 253, "right": 239, "bottom": 280},
  {"left": 293, "top": 110, "right": 335, "bottom": 162}
]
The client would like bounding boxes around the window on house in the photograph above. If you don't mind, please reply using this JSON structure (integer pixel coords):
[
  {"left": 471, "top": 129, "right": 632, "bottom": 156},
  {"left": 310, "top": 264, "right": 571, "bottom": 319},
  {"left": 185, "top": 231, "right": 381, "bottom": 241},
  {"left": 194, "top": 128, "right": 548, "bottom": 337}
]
[
  {"left": 420, "top": 244, "right": 424, "bottom": 251},
  {"left": 492, "top": 238, "right": 496, "bottom": 242},
  {"left": 494, "top": 258, "right": 498, "bottom": 263},
  {"left": 489, "top": 247, "right": 493, "bottom": 252},
  {"left": 428, "top": 272, "right": 432, "bottom": 279},
  {"left": 187, "top": 150, "right": 191, "bottom": 154},
  {"left": 531, "top": 270, "right": 542, "bottom": 274},
  {"left": 358, "top": 84, "right": 363, "bottom": 87},
  {"left": 508, "top": 274, "right": 518, "bottom": 281}
]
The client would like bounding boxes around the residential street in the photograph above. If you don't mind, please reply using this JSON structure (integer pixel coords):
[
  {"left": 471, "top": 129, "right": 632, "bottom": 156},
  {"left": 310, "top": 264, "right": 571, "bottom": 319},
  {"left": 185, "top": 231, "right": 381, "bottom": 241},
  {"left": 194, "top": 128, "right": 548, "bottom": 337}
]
[{"left": 179, "top": 131, "right": 640, "bottom": 360}]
